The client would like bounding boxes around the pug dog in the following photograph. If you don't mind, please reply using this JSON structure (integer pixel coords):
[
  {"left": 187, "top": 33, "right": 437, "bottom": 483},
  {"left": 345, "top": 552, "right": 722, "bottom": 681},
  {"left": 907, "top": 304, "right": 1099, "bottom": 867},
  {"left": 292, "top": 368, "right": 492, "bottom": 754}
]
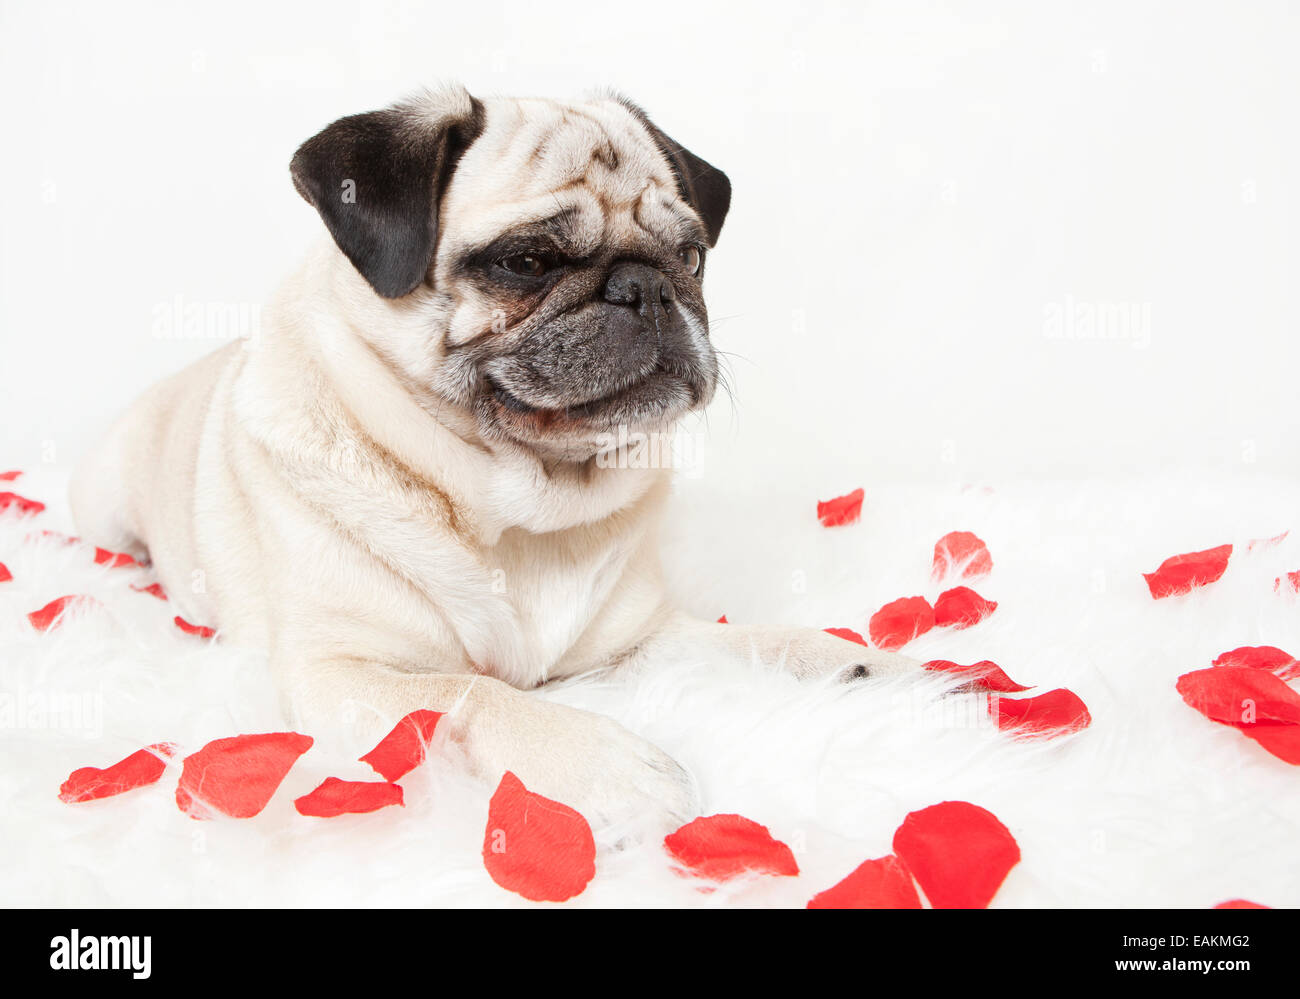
[{"left": 70, "top": 86, "right": 915, "bottom": 829}]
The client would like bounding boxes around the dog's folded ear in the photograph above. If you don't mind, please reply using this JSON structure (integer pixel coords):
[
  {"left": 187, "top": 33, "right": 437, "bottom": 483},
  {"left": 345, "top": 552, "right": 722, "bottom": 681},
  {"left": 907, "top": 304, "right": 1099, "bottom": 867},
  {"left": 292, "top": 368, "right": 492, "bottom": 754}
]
[
  {"left": 290, "top": 88, "right": 485, "bottom": 299},
  {"left": 618, "top": 99, "right": 731, "bottom": 248}
]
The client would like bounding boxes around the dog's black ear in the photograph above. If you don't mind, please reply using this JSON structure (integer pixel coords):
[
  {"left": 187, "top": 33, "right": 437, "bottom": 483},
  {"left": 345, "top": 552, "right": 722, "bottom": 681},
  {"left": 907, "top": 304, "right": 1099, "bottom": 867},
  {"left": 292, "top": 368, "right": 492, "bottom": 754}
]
[
  {"left": 290, "top": 89, "right": 485, "bottom": 298},
  {"left": 618, "top": 99, "right": 731, "bottom": 247}
]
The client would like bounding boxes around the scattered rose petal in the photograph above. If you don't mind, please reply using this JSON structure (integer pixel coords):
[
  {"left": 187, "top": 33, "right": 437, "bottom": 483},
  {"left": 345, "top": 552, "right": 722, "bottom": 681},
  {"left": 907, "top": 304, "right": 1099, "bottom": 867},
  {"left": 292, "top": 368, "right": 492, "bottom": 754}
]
[
  {"left": 359, "top": 709, "right": 444, "bottom": 781},
  {"left": 825, "top": 626, "right": 868, "bottom": 646},
  {"left": 868, "top": 596, "right": 935, "bottom": 650},
  {"left": 717, "top": 614, "right": 728, "bottom": 624},
  {"left": 59, "top": 743, "right": 175, "bottom": 803},
  {"left": 1212, "top": 645, "right": 1300, "bottom": 681},
  {"left": 992, "top": 688, "right": 1092, "bottom": 737},
  {"left": 28, "top": 595, "right": 100, "bottom": 632},
  {"left": 1248, "top": 531, "right": 1288, "bottom": 551},
  {"left": 664, "top": 813, "right": 799, "bottom": 881},
  {"left": 483, "top": 771, "right": 596, "bottom": 902},
  {"left": 0, "top": 491, "right": 45, "bottom": 516},
  {"left": 0, "top": 562, "right": 10, "bottom": 583},
  {"left": 1180, "top": 666, "right": 1300, "bottom": 764},
  {"left": 933, "top": 586, "right": 998, "bottom": 629},
  {"left": 922, "top": 659, "right": 1032, "bottom": 693},
  {"left": 1215, "top": 899, "right": 1270, "bottom": 909},
  {"left": 175, "top": 732, "right": 314, "bottom": 819},
  {"left": 817, "top": 487, "right": 864, "bottom": 528},
  {"left": 932, "top": 531, "right": 992, "bottom": 581},
  {"left": 132, "top": 582, "right": 168, "bottom": 601},
  {"left": 1142, "top": 544, "right": 1232, "bottom": 598},
  {"left": 94, "top": 547, "right": 141, "bottom": 569},
  {"left": 0, "top": 469, "right": 21, "bottom": 481},
  {"left": 807, "top": 855, "right": 921, "bottom": 909},
  {"left": 1230, "top": 721, "right": 1300, "bottom": 765},
  {"left": 294, "top": 777, "right": 404, "bottom": 817},
  {"left": 892, "top": 800, "right": 1020, "bottom": 909},
  {"left": 174, "top": 615, "right": 216, "bottom": 639},
  {"left": 1275, "top": 572, "right": 1300, "bottom": 594},
  {"left": 1176, "top": 666, "right": 1300, "bottom": 726}
]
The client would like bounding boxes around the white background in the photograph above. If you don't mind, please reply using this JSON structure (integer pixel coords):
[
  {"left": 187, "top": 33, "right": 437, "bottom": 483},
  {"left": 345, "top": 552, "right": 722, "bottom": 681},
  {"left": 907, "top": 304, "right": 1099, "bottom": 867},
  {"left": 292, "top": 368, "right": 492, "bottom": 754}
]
[
  {"left": 4, "top": 1, "right": 1300, "bottom": 911},
  {"left": 1, "top": 0, "right": 1297, "bottom": 484}
]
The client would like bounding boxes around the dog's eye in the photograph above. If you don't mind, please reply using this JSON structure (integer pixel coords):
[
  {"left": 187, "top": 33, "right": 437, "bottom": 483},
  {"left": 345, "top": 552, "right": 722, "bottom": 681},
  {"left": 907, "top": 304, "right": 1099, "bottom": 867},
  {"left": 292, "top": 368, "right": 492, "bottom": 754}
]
[
  {"left": 498, "top": 253, "right": 550, "bottom": 278},
  {"left": 679, "top": 244, "right": 703, "bottom": 276}
]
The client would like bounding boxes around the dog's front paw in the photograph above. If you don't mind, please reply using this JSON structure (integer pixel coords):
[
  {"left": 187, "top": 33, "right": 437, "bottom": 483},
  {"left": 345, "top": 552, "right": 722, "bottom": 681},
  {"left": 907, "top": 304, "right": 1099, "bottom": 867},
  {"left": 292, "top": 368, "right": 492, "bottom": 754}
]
[
  {"left": 567, "top": 715, "right": 700, "bottom": 832},
  {"left": 780, "top": 628, "right": 922, "bottom": 682},
  {"left": 838, "top": 648, "right": 923, "bottom": 682},
  {"left": 505, "top": 705, "right": 699, "bottom": 835}
]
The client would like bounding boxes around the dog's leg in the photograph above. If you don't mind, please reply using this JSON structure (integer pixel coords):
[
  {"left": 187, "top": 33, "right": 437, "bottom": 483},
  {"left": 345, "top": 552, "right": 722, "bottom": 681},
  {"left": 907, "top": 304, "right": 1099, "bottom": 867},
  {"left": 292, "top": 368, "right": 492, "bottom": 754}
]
[
  {"left": 641, "top": 611, "right": 920, "bottom": 681},
  {"left": 282, "top": 658, "right": 698, "bottom": 831}
]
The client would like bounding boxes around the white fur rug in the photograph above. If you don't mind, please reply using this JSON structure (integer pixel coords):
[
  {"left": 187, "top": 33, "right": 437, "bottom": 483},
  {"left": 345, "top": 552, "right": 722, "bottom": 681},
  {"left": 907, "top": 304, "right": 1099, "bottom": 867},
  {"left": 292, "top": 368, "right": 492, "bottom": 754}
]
[{"left": 3, "top": 462, "right": 1298, "bottom": 908}]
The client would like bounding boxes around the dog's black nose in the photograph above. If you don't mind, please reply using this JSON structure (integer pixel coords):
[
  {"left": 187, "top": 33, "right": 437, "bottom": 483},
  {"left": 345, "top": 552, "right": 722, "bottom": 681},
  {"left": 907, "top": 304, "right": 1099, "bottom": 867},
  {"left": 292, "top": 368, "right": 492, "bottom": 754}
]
[{"left": 603, "top": 262, "right": 674, "bottom": 311}]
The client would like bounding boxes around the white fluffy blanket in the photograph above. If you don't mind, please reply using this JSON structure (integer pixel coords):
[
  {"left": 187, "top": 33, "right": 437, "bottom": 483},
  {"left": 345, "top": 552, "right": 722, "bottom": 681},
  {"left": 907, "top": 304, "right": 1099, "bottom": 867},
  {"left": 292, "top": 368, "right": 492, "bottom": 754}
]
[{"left": 3, "top": 463, "right": 1298, "bottom": 907}]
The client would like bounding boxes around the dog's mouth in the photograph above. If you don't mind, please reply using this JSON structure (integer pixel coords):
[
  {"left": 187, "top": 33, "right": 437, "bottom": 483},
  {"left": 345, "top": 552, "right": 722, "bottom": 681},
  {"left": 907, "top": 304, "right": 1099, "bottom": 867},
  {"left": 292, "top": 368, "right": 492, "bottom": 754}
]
[
  {"left": 484, "top": 370, "right": 701, "bottom": 433},
  {"left": 489, "top": 379, "right": 542, "bottom": 415}
]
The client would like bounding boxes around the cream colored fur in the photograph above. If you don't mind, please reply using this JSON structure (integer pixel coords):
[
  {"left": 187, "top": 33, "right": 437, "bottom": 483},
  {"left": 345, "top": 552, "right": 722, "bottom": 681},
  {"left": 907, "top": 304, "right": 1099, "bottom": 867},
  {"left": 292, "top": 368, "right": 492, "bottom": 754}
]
[{"left": 69, "top": 88, "right": 914, "bottom": 829}]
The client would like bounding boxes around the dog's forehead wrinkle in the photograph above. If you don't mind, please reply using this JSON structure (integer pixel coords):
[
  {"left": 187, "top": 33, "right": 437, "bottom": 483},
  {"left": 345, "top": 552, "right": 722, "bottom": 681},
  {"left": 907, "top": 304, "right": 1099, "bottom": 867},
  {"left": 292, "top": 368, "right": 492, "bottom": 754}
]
[
  {"left": 449, "top": 202, "right": 686, "bottom": 270},
  {"left": 472, "top": 96, "right": 675, "bottom": 200},
  {"left": 439, "top": 99, "right": 699, "bottom": 268}
]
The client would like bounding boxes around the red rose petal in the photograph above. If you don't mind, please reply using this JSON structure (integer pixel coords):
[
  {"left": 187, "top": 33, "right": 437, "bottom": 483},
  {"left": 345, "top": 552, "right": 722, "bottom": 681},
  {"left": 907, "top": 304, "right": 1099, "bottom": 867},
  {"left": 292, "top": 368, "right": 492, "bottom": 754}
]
[
  {"left": 664, "top": 813, "right": 799, "bottom": 881},
  {"left": 483, "top": 771, "right": 596, "bottom": 902},
  {"left": 932, "top": 531, "right": 993, "bottom": 581},
  {"left": 93, "top": 547, "right": 141, "bottom": 569},
  {"left": 825, "top": 626, "right": 868, "bottom": 646},
  {"left": 58, "top": 743, "right": 175, "bottom": 803},
  {"left": 1142, "top": 544, "right": 1232, "bottom": 598},
  {"left": 28, "top": 595, "right": 100, "bottom": 631},
  {"left": 922, "top": 659, "right": 1032, "bottom": 693},
  {"left": 175, "top": 732, "right": 313, "bottom": 819},
  {"left": 1176, "top": 666, "right": 1300, "bottom": 726},
  {"left": 174, "top": 615, "right": 216, "bottom": 639},
  {"left": 807, "top": 854, "right": 921, "bottom": 909},
  {"left": 1275, "top": 572, "right": 1300, "bottom": 594},
  {"left": 1212, "top": 645, "right": 1300, "bottom": 681},
  {"left": 892, "top": 800, "right": 1020, "bottom": 909},
  {"left": 817, "top": 487, "right": 864, "bottom": 528},
  {"left": 0, "top": 562, "right": 11, "bottom": 583},
  {"left": 0, "top": 469, "right": 21, "bottom": 481},
  {"left": 1215, "top": 899, "right": 1270, "bottom": 909},
  {"left": 294, "top": 777, "right": 404, "bottom": 817},
  {"left": 358, "top": 709, "right": 444, "bottom": 781},
  {"left": 992, "top": 688, "right": 1092, "bottom": 737},
  {"left": 1229, "top": 721, "right": 1300, "bottom": 765},
  {"left": 868, "top": 596, "right": 935, "bottom": 650},
  {"left": 132, "top": 582, "right": 168, "bottom": 601},
  {"left": 717, "top": 614, "right": 728, "bottom": 624},
  {"left": 0, "top": 491, "right": 44, "bottom": 516},
  {"left": 933, "top": 586, "right": 998, "bottom": 629}
]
